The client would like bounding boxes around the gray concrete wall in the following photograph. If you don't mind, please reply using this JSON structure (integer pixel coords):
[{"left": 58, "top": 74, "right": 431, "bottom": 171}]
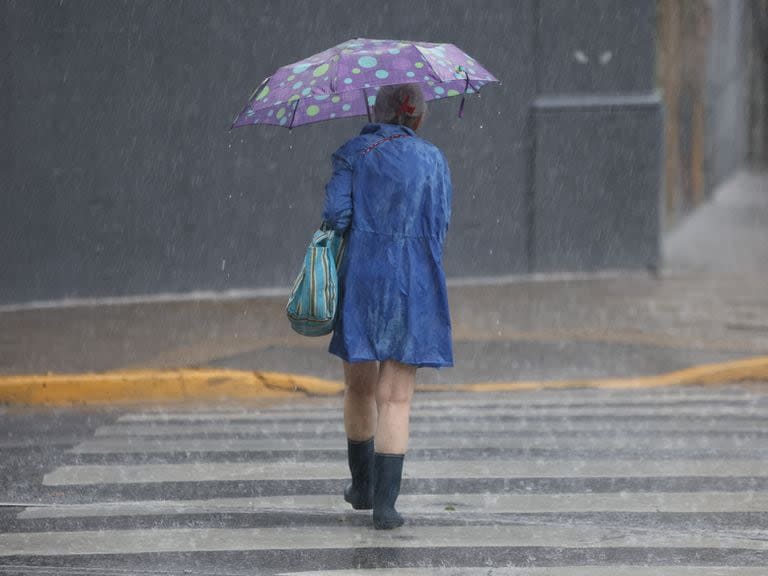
[
  {"left": 0, "top": 0, "right": 11, "bottom": 269},
  {"left": 1, "top": 0, "right": 664, "bottom": 305},
  {"left": 531, "top": 0, "right": 662, "bottom": 272},
  {"left": 748, "top": 0, "right": 768, "bottom": 167},
  {"left": 705, "top": 0, "right": 750, "bottom": 193},
  {"left": 533, "top": 96, "right": 662, "bottom": 272}
]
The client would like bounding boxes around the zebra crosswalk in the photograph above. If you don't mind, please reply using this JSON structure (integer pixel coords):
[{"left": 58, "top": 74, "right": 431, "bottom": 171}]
[{"left": 1, "top": 385, "right": 767, "bottom": 574}]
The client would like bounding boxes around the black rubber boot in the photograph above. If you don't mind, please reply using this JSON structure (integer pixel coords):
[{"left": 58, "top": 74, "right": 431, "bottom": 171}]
[
  {"left": 373, "top": 452, "right": 405, "bottom": 530},
  {"left": 343, "top": 437, "right": 374, "bottom": 510}
]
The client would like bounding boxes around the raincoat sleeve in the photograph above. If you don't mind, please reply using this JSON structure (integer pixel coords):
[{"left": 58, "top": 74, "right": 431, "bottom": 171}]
[{"left": 321, "top": 148, "right": 354, "bottom": 233}]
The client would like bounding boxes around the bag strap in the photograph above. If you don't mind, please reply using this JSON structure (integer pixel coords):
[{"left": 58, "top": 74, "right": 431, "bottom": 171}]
[{"left": 359, "top": 133, "right": 411, "bottom": 156}]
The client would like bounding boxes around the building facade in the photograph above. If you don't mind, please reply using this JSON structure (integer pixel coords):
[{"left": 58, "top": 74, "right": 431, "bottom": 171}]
[{"left": 0, "top": 0, "right": 753, "bottom": 305}]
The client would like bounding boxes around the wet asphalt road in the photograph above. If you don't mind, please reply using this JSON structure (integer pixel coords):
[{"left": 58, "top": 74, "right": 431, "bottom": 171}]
[{"left": 1, "top": 384, "right": 768, "bottom": 575}]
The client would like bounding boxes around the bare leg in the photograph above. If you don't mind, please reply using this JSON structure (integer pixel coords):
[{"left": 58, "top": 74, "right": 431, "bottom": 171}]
[
  {"left": 343, "top": 360, "right": 378, "bottom": 441},
  {"left": 372, "top": 359, "right": 415, "bottom": 529},
  {"left": 342, "top": 360, "right": 378, "bottom": 510},
  {"left": 374, "top": 360, "right": 417, "bottom": 454}
]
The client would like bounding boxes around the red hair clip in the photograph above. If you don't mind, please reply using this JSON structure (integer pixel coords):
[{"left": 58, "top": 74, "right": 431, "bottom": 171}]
[{"left": 398, "top": 94, "right": 416, "bottom": 115}]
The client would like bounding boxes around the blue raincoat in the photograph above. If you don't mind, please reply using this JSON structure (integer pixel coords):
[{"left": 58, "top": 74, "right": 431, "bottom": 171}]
[{"left": 322, "top": 122, "right": 453, "bottom": 368}]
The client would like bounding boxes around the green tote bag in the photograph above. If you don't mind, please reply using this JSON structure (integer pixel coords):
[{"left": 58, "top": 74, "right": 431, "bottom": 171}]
[{"left": 286, "top": 227, "right": 346, "bottom": 336}]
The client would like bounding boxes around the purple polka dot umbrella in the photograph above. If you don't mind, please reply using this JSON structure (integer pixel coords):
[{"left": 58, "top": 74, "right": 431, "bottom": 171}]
[{"left": 230, "top": 38, "right": 500, "bottom": 130}]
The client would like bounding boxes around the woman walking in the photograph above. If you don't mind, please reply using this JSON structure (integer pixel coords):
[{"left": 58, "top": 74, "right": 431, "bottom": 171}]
[{"left": 321, "top": 83, "right": 453, "bottom": 529}]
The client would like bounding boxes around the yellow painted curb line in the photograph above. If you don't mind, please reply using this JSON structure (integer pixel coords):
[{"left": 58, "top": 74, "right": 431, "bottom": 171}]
[
  {"left": 422, "top": 355, "right": 768, "bottom": 393},
  {"left": 1, "top": 357, "right": 767, "bottom": 406},
  {"left": 0, "top": 369, "right": 341, "bottom": 406}
]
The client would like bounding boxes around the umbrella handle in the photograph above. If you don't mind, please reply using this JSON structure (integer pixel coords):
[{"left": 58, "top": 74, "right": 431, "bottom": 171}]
[{"left": 363, "top": 88, "right": 372, "bottom": 122}]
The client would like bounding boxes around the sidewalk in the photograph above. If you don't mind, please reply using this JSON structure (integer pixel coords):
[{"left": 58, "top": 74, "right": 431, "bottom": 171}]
[{"left": 1, "top": 171, "right": 767, "bottom": 396}]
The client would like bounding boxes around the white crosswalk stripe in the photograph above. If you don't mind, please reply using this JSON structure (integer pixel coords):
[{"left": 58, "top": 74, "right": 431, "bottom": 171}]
[
  {"left": 122, "top": 389, "right": 762, "bottom": 414},
  {"left": 92, "top": 418, "right": 768, "bottom": 437},
  {"left": 16, "top": 492, "right": 768, "bottom": 519},
  {"left": 41, "top": 458, "right": 768, "bottom": 485},
  {"left": 114, "top": 404, "right": 768, "bottom": 422},
  {"left": 276, "top": 570, "right": 768, "bottom": 576},
  {"left": 3, "top": 388, "right": 768, "bottom": 574},
  {"left": 1, "top": 523, "right": 766, "bottom": 556},
  {"left": 69, "top": 433, "right": 763, "bottom": 454}
]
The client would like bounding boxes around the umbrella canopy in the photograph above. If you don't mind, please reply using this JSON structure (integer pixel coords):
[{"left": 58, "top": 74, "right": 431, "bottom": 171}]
[{"left": 230, "top": 37, "right": 499, "bottom": 130}]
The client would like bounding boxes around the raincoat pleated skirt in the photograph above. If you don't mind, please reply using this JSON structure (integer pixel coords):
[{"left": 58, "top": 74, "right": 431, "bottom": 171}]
[{"left": 321, "top": 123, "right": 453, "bottom": 368}]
